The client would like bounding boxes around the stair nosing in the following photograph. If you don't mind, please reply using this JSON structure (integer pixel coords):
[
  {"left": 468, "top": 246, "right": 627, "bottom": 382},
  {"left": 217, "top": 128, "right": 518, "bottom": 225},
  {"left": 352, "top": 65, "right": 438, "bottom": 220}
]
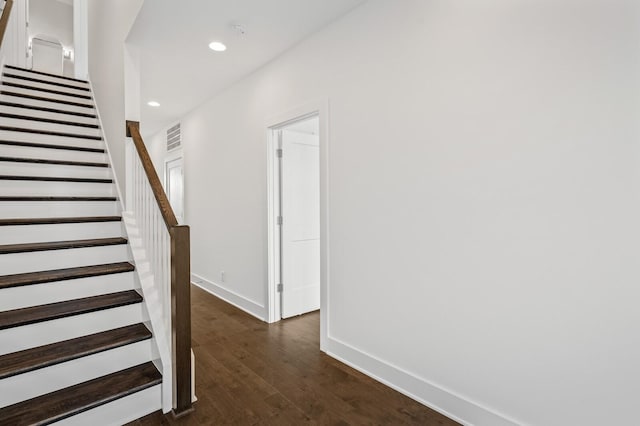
[
  {"left": 1, "top": 90, "right": 94, "bottom": 109},
  {"left": 0, "top": 156, "right": 108, "bottom": 167},
  {"left": 0, "top": 101, "right": 98, "bottom": 118},
  {"left": 5, "top": 65, "right": 90, "bottom": 84},
  {"left": 0, "top": 175, "right": 113, "bottom": 184},
  {"left": 0, "top": 126, "right": 101, "bottom": 140},
  {"left": 0, "top": 324, "right": 151, "bottom": 380},
  {"left": 0, "top": 262, "right": 134, "bottom": 290},
  {"left": 0, "top": 362, "right": 161, "bottom": 426},
  {"left": 0, "top": 237, "right": 128, "bottom": 255},
  {"left": 0, "top": 196, "right": 117, "bottom": 202},
  {"left": 0, "top": 290, "right": 142, "bottom": 331},
  {"left": 2, "top": 73, "right": 91, "bottom": 92},
  {"left": 0, "top": 216, "right": 121, "bottom": 226},
  {"left": 1, "top": 82, "right": 93, "bottom": 100},
  {"left": 0, "top": 140, "right": 104, "bottom": 153},
  {"left": 0, "top": 112, "right": 100, "bottom": 129}
]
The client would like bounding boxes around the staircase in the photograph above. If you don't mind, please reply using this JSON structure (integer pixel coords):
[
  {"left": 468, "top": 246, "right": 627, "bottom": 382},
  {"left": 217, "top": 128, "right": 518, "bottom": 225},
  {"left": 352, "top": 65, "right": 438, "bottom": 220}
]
[{"left": 0, "top": 65, "right": 163, "bottom": 424}]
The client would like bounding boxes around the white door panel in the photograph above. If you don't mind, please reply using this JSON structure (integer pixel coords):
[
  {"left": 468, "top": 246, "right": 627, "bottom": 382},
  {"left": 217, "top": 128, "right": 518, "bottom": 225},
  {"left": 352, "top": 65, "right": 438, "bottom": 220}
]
[
  {"left": 281, "top": 129, "right": 320, "bottom": 318},
  {"left": 165, "top": 157, "right": 184, "bottom": 223}
]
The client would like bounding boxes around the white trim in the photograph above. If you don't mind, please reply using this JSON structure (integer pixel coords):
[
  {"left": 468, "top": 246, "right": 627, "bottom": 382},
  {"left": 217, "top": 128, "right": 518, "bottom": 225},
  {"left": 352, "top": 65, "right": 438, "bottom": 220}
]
[
  {"left": 265, "top": 126, "right": 281, "bottom": 323},
  {"left": 164, "top": 155, "right": 184, "bottom": 224},
  {"left": 121, "top": 213, "right": 173, "bottom": 413},
  {"left": 73, "top": 0, "right": 89, "bottom": 80},
  {"left": 264, "top": 99, "right": 330, "bottom": 352},
  {"left": 326, "top": 337, "right": 522, "bottom": 426},
  {"left": 87, "top": 76, "right": 126, "bottom": 212},
  {"left": 192, "top": 273, "right": 266, "bottom": 321}
]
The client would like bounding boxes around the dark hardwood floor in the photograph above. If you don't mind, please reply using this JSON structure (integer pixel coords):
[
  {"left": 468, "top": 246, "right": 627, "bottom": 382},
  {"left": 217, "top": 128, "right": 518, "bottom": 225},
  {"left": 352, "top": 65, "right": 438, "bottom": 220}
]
[{"left": 130, "top": 285, "right": 459, "bottom": 426}]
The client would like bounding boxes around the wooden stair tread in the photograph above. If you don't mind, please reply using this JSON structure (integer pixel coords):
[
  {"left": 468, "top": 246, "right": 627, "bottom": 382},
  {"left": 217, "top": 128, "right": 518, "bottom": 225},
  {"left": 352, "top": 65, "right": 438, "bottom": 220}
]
[
  {"left": 0, "top": 112, "right": 99, "bottom": 129},
  {"left": 2, "top": 73, "right": 91, "bottom": 92},
  {"left": 0, "top": 126, "right": 102, "bottom": 140},
  {"left": 0, "top": 101, "right": 97, "bottom": 118},
  {"left": 0, "top": 156, "right": 108, "bottom": 167},
  {"left": 0, "top": 290, "right": 142, "bottom": 330},
  {"left": 0, "top": 237, "right": 127, "bottom": 254},
  {"left": 0, "top": 362, "right": 161, "bottom": 426},
  {"left": 0, "top": 324, "right": 151, "bottom": 380},
  {"left": 0, "top": 262, "right": 134, "bottom": 289},
  {"left": 0, "top": 175, "right": 113, "bottom": 183},
  {"left": 0, "top": 139, "right": 104, "bottom": 153},
  {"left": 0, "top": 196, "right": 117, "bottom": 202},
  {"left": 0, "top": 91, "right": 94, "bottom": 109},
  {"left": 5, "top": 65, "right": 90, "bottom": 84},
  {"left": 0, "top": 216, "right": 121, "bottom": 226},
  {"left": 1, "top": 82, "right": 93, "bottom": 100}
]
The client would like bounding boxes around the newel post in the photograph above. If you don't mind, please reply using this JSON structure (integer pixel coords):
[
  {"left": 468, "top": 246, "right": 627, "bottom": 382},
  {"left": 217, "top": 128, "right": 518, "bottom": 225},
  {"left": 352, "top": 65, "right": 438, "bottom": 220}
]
[{"left": 170, "top": 225, "right": 193, "bottom": 416}]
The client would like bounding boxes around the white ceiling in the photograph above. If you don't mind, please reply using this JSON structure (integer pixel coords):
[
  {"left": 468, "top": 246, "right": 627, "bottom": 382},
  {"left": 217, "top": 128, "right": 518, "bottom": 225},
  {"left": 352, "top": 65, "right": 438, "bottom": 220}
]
[{"left": 127, "top": 0, "right": 367, "bottom": 135}]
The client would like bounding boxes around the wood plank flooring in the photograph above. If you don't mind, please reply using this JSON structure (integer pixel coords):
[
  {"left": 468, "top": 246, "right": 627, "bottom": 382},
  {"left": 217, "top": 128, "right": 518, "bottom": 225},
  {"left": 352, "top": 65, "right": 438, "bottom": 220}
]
[{"left": 131, "top": 285, "right": 458, "bottom": 426}]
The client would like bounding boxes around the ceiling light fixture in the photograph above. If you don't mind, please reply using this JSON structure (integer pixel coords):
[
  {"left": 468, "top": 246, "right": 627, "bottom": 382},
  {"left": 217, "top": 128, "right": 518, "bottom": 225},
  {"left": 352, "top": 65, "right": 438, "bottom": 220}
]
[
  {"left": 208, "top": 41, "right": 227, "bottom": 52},
  {"left": 147, "top": 101, "right": 160, "bottom": 107}
]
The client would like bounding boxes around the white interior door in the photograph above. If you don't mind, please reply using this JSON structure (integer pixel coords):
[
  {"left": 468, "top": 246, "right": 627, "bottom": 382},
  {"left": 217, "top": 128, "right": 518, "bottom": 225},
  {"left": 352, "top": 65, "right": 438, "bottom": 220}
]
[
  {"left": 281, "top": 129, "right": 320, "bottom": 318},
  {"left": 31, "top": 38, "right": 63, "bottom": 75},
  {"left": 165, "top": 157, "right": 184, "bottom": 223}
]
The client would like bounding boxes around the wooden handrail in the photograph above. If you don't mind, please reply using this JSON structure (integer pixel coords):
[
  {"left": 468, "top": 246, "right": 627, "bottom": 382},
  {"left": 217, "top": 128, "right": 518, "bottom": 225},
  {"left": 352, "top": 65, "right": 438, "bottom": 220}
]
[
  {"left": 126, "top": 121, "right": 178, "bottom": 229},
  {"left": 126, "top": 120, "right": 193, "bottom": 417},
  {"left": 0, "top": 0, "right": 14, "bottom": 49}
]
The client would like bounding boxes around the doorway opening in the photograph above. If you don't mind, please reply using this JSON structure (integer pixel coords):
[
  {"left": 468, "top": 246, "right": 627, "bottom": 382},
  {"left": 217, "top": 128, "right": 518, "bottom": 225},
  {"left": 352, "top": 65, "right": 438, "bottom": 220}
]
[
  {"left": 266, "top": 100, "right": 328, "bottom": 350},
  {"left": 270, "top": 114, "right": 320, "bottom": 320},
  {"left": 165, "top": 157, "right": 184, "bottom": 224},
  {"left": 28, "top": 0, "right": 76, "bottom": 77}
]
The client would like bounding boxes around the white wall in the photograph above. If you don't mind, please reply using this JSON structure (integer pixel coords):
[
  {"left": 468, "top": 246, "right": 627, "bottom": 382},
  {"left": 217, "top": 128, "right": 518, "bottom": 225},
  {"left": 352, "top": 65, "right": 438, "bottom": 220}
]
[
  {"left": 29, "top": 0, "right": 73, "bottom": 46},
  {"left": 146, "top": 1, "right": 640, "bottom": 424},
  {"left": 29, "top": 0, "right": 74, "bottom": 76},
  {"left": 87, "top": 0, "right": 144, "bottom": 196},
  {"left": 1, "top": 0, "right": 28, "bottom": 68}
]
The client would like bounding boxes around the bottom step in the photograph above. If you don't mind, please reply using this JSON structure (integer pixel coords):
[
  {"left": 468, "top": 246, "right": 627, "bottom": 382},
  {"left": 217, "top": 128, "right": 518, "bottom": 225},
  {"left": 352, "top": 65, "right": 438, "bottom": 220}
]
[{"left": 0, "top": 362, "right": 162, "bottom": 425}]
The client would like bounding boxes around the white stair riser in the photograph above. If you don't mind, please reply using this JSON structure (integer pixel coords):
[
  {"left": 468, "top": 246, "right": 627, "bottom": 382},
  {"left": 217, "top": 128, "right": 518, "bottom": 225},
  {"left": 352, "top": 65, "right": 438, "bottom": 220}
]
[
  {"left": 2, "top": 69, "right": 90, "bottom": 90},
  {"left": 0, "top": 162, "right": 112, "bottom": 179},
  {"left": 0, "top": 84, "right": 94, "bottom": 107},
  {"left": 0, "top": 105, "right": 99, "bottom": 126},
  {"left": 0, "top": 272, "right": 136, "bottom": 311},
  {"left": 0, "top": 94, "right": 94, "bottom": 116},
  {"left": 57, "top": 385, "right": 162, "bottom": 426},
  {"left": 0, "top": 221, "right": 123, "bottom": 245},
  {"left": 0, "top": 144, "right": 107, "bottom": 163},
  {"left": 0, "top": 303, "right": 146, "bottom": 356},
  {"left": 0, "top": 340, "right": 154, "bottom": 408},
  {"left": 0, "top": 180, "right": 116, "bottom": 197},
  {"left": 0, "top": 130, "right": 104, "bottom": 149},
  {"left": 2, "top": 76, "right": 92, "bottom": 98},
  {"left": 0, "top": 117, "right": 101, "bottom": 138},
  {"left": 0, "top": 201, "right": 120, "bottom": 219},
  {"left": 0, "top": 244, "right": 129, "bottom": 275}
]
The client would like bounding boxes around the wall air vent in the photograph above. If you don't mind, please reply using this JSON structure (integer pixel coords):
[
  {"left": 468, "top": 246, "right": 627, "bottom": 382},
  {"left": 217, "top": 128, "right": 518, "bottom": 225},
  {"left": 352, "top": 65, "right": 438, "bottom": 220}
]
[{"left": 167, "top": 123, "right": 181, "bottom": 151}]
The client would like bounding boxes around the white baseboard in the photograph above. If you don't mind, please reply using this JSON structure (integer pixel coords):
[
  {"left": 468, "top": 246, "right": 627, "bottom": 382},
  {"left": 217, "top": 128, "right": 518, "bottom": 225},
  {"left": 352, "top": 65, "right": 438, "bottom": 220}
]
[
  {"left": 326, "top": 337, "right": 521, "bottom": 426},
  {"left": 191, "top": 274, "right": 266, "bottom": 321},
  {"left": 189, "top": 273, "right": 519, "bottom": 425}
]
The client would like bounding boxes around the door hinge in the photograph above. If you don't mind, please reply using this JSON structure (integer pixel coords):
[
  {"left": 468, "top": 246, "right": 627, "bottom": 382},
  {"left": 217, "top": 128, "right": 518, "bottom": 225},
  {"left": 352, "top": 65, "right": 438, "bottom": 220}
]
[
  {"left": 277, "top": 216, "right": 283, "bottom": 226},
  {"left": 277, "top": 283, "right": 283, "bottom": 293},
  {"left": 276, "top": 148, "right": 283, "bottom": 158}
]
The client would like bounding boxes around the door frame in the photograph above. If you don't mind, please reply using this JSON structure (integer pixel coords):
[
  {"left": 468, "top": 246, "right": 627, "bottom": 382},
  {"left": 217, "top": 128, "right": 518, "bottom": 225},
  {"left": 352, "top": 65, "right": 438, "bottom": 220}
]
[
  {"left": 265, "top": 99, "right": 329, "bottom": 351},
  {"left": 164, "top": 152, "right": 184, "bottom": 224}
]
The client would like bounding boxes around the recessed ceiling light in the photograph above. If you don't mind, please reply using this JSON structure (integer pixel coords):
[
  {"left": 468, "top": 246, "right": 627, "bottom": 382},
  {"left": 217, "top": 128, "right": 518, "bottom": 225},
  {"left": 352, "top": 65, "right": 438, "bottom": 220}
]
[
  {"left": 208, "top": 41, "right": 227, "bottom": 52},
  {"left": 147, "top": 101, "right": 160, "bottom": 107}
]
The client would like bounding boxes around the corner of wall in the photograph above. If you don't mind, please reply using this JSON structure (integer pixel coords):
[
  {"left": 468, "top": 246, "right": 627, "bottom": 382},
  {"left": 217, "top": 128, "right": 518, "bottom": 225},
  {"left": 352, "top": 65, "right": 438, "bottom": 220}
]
[{"left": 191, "top": 273, "right": 267, "bottom": 322}]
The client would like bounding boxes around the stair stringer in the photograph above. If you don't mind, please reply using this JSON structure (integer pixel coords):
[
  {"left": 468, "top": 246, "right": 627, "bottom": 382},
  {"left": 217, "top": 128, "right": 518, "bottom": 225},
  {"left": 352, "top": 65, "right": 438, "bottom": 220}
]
[
  {"left": 87, "top": 76, "right": 174, "bottom": 413},
  {"left": 122, "top": 212, "right": 174, "bottom": 413}
]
